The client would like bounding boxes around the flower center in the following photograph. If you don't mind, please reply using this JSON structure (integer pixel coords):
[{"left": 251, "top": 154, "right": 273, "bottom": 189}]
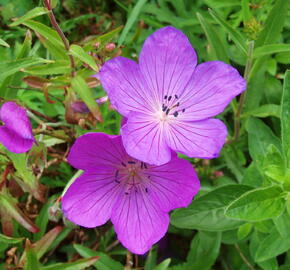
[
  {"left": 114, "top": 160, "right": 150, "bottom": 195},
  {"left": 160, "top": 94, "right": 186, "bottom": 119}
]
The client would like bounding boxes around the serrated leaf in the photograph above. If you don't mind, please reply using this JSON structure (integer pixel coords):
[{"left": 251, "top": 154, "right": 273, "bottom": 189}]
[
  {"left": 69, "top": 44, "right": 97, "bottom": 71},
  {"left": 74, "top": 244, "right": 123, "bottom": 270},
  {"left": 225, "top": 186, "right": 285, "bottom": 222},
  {"left": 10, "top": 7, "right": 48, "bottom": 27},
  {"left": 171, "top": 185, "right": 252, "bottom": 231}
]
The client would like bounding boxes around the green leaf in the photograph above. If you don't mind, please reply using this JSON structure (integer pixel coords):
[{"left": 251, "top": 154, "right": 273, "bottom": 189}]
[
  {"left": 281, "top": 70, "right": 290, "bottom": 166},
  {"left": 237, "top": 223, "right": 252, "bottom": 240},
  {"left": 186, "top": 231, "right": 221, "bottom": 270},
  {"left": 0, "top": 38, "right": 9, "bottom": 47},
  {"left": 241, "top": 0, "right": 251, "bottom": 23},
  {"left": 10, "top": 7, "right": 48, "bottom": 27},
  {"left": 118, "top": 0, "right": 147, "bottom": 45},
  {"left": 69, "top": 44, "right": 97, "bottom": 71},
  {"left": 225, "top": 186, "right": 285, "bottom": 222},
  {"left": 74, "top": 244, "right": 123, "bottom": 270},
  {"left": 255, "top": 0, "right": 288, "bottom": 47},
  {"left": 254, "top": 44, "right": 290, "bottom": 58},
  {"left": 247, "top": 117, "right": 281, "bottom": 162},
  {"left": 22, "top": 20, "right": 64, "bottom": 48},
  {"left": 171, "top": 185, "right": 252, "bottom": 231},
  {"left": 24, "top": 248, "right": 41, "bottom": 270},
  {"left": 42, "top": 257, "right": 99, "bottom": 270},
  {"left": 153, "top": 259, "right": 171, "bottom": 270},
  {"left": 208, "top": 9, "right": 247, "bottom": 55},
  {"left": 273, "top": 211, "right": 290, "bottom": 238},
  {"left": 71, "top": 76, "right": 101, "bottom": 121},
  {"left": 23, "top": 60, "right": 70, "bottom": 75},
  {"left": 196, "top": 12, "right": 229, "bottom": 63},
  {"left": 0, "top": 234, "right": 24, "bottom": 244},
  {"left": 255, "top": 229, "right": 290, "bottom": 262},
  {"left": 242, "top": 104, "right": 281, "bottom": 119},
  {"left": 0, "top": 57, "right": 51, "bottom": 80}
]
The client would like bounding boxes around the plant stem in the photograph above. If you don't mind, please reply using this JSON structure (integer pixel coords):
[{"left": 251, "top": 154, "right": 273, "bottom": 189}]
[
  {"left": 125, "top": 250, "right": 133, "bottom": 270},
  {"left": 43, "top": 0, "right": 76, "bottom": 77},
  {"left": 234, "top": 244, "right": 256, "bottom": 270},
  {"left": 230, "top": 41, "right": 254, "bottom": 143}
]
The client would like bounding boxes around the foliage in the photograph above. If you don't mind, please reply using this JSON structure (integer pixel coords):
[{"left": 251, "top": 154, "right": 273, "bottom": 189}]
[{"left": 0, "top": 0, "right": 289, "bottom": 269}]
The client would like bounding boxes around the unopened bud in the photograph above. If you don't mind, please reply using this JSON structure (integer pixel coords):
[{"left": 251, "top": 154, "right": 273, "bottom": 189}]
[{"left": 105, "top": 43, "right": 116, "bottom": 52}]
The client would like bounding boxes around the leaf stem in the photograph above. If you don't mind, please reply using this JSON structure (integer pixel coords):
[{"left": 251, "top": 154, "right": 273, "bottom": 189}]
[
  {"left": 234, "top": 244, "right": 256, "bottom": 270},
  {"left": 230, "top": 41, "right": 254, "bottom": 143},
  {"left": 43, "top": 0, "right": 76, "bottom": 77}
]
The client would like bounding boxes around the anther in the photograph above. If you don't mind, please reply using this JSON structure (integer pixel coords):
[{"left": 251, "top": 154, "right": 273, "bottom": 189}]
[
  {"left": 166, "top": 108, "right": 170, "bottom": 115},
  {"left": 144, "top": 163, "right": 148, "bottom": 169},
  {"left": 168, "top": 96, "right": 172, "bottom": 101},
  {"left": 121, "top": 162, "right": 126, "bottom": 167},
  {"left": 128, "top": 161, "right": 136, "bottom": 164},
  {"left": 145, "top": 188, "right": 148, "bottom": 193},
  {"left": 176, "top": 102, "right": 180, "bottom": 106},
  {"left": 164, "top": 95, "right": 167, "bottom": 99},
  {"left": 182, "top": 108, "right": 185, "bottom": 113},
  {"left": 162, "top": 105, "right": 167, "bottom": 112},
  {"left": 173, "top": 111, "right": 178, "bottom": 117},
  {"left": 175, "top": 94, "right": 178, "bottom": 99},
  {"left": 125, "top": 192, "right": 129, "bottom": 195},
  {"left": 115, "top": 180, "right": 120, "bottom": 183},
  {"left": 115, "top": 170, "right": 119, "bottom": 178}
]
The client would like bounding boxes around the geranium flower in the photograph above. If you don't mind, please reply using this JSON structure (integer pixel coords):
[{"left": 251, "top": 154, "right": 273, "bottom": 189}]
[
  {"left": 0, "top": 102, "right": 35, "bottom": 153},
  {"left": 99, "top": 26, "right": 246, "bottom": 165},
  {"left": 62, "top": 132, "right": 200, "bottom": 254}
]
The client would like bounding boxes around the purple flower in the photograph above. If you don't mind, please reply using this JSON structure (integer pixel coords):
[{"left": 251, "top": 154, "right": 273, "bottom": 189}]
[
  {"left": 61, "top": 132, "right": 200, "bottom": 254},
  {"left": 99, "top": 26, "right": 246, "bottom": 165},
  {"left": 0, "top": 102, "right": 35, "bottom": 153}
]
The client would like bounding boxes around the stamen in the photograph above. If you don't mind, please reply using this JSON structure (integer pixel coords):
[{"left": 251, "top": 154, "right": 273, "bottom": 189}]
[
  {"left": 164, "top": 95, "right": 167, "bottom": 99},
  {"left": 162, "top": 105, "right": 167, "bottom": 112},
  {"left": 168, "top": 96, "right": 172, "bottom": 101},
  {"left": 166, "top": 108, "right": 170, "bottom": 115},
  {"left": 176, "top": 102, "right": 180, "bottom": 106},
  {"left": 144, "top": 163, "right": 148, "bottom": 169},
  {"left": 173, "top": 111, "right": 178, "bottom": 117},
  {"left": 128, "top": 161, "right": 136, "bottom": 164},
  {"left": 115, "top": 170, "right": 119, "bottom": 178},
  {"left": 121, "top": 162, "right": 126, "bottom": 167},
  {"left": 115, "top": 180, "right": 120, "bottom": 183},
  {"left": 145, "top": 188, "right": 148, "bottom": 193},
  {"left": 175, "top": 94, "right": 178, "bottom": 99},
  {"left": 182, "top": 108, "right": 185, "bottom": 113},
  {"left": 141, "top": 162, "right": 144, "bottom": 169},
  {"left": 125, "top": 192, "right": 129, "bottom": 195}
]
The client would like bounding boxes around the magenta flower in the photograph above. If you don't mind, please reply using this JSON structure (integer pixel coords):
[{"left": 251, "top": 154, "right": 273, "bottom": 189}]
[
  {"left": 99, "top": 26, "right": 246, "bottom": 165},
  {"left": 0, "top": 102, "right": 35, "bottom": 153},
  {"left": 62, "top": 132, "right": 200, "bottom": 254}
]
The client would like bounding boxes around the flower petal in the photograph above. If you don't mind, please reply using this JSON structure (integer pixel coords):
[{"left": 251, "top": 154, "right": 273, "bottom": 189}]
[
  {"left": 0, "top": 102, "right": 34, "bottom": 153},
  {"left": 62, "top": 171, "right": 121, "bottom": 227},
  {"left": 146, "top": 155, "right": 200, "bottom": 212},
  {"left": 166, "top": 119, "right": 227, "bottom": 159},
  {"left": 179, "top": 61, "right": 246, "bottom": 120},
  {"left": 67, "top": 133, "right": 127, "bottom": 170},
  {"left": 111, "top": 187, "right": 169, "bottom": 254},
  {"left": 139, "top": 26, "right": 197, "bottom": 102},
  {"left": 99, "top": 57, "right": 154, "bottom": 116},
  {"left": 121, "top": 112, "right": 171, "bottom": 165}
]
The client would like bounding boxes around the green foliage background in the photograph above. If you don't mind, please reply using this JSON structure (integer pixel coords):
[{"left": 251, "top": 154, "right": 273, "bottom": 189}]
[{"left": 0, "top": 0, "right": 290, "bottom": 269}]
